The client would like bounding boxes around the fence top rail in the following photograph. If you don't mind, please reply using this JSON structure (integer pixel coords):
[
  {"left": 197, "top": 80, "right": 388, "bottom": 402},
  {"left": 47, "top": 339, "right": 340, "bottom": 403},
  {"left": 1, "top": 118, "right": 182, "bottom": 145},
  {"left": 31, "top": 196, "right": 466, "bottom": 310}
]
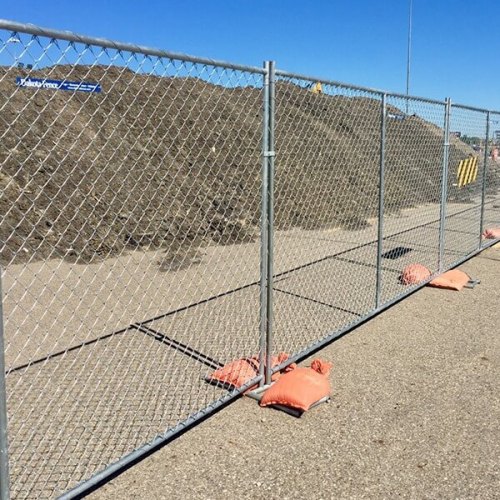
[
  {"left": 2, "top": 18, "right": 499, "bottom": 114},
  {"left": 451, "top": 102, "right": 500, "bottom": 115},
  {"left": 275, "top": 68, "right": 448, "bottom": 106},
  {"left": 0, "top": 19, "right": 267, "bottom": 75}
]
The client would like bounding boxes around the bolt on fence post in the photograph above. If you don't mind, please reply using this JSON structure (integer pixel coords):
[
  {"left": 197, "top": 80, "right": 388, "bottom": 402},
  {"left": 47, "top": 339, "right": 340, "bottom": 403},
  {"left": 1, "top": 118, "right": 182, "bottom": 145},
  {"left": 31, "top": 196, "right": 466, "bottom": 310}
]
[
  {"left": 479, "top": 111, "right": 491, "bottom": 248},
  {"left": 265, "top": 61, "right": 276, "bottom": 386},
  {"left": 0, "top": 270, "right": 10, "bottom": 500},
  {"left": 375, "top": 93, "right": 387, "bottom": 309},
  {"left": 258, "top": 61, "right": 271, "bottom": 387},
  {"left": 438, "top": 98, "right": 451, "bottom": 273}
]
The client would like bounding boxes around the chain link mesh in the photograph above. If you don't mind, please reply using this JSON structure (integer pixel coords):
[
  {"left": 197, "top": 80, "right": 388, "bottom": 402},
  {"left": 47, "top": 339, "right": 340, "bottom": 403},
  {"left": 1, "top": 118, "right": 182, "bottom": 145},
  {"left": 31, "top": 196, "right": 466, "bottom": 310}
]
[
  {"left": 380, "top": 96, "right": 446, "bottom": 303},
  {"left": 442, "top": 105, "right": 488, "bottom": 267},
  {"left": 0, "top": 28, "right": 264, "bottom": 498},
  {"left": 271, "top": 75, "right": 382, "bottom": 358},
  {"left": 270, "top": 82, "right": 500, "bottom": 369},
  {"left": 481, "top": 111, "right": 500, "bottom": 248}
]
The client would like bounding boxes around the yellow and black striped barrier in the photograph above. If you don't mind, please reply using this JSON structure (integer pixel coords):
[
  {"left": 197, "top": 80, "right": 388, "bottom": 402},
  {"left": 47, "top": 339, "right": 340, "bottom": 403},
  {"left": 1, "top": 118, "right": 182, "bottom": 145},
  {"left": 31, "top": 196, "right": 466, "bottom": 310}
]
[
  {"left": 311, "top": 82, "right": 322, "bottom": 94},
  {"left": 457, "top": 156, "right": 478, "bottom": 188}
]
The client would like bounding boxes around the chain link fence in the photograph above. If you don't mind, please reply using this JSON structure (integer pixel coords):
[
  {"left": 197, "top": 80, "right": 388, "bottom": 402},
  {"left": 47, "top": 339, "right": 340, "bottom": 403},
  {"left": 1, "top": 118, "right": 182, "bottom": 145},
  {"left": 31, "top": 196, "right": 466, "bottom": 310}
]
[
  {"left": 481, "top": 111, "right": 500, "bottom": 248},
  {"left": 1, "top": 20, "right": 500, "bottom": 499},
  {"left": 271, "top": 72, "right": 382, "bottom": 361},
  {"left": 380, "top": 95, "right": 446, "bottom": 302},
  {"left": 0, "top": 21, "right": 266, "bottom": 499},
  {"left": 443, "top": 105, "right": 488, "bottom": 268}
]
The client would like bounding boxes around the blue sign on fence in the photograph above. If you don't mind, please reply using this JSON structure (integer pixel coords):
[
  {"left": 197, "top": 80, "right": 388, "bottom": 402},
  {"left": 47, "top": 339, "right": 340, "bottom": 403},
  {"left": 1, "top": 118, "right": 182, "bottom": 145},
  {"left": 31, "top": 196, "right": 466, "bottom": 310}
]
[{"left": 16, "top": 77, "right": 101, "bottom": 93}]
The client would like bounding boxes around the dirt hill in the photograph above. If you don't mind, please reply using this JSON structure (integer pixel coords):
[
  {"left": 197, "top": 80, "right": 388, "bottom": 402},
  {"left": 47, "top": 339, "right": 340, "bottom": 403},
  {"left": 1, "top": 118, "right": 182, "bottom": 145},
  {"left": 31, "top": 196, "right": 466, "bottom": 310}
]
[{"left": 0, "top": 65, "right": 479, "bottom": 266}]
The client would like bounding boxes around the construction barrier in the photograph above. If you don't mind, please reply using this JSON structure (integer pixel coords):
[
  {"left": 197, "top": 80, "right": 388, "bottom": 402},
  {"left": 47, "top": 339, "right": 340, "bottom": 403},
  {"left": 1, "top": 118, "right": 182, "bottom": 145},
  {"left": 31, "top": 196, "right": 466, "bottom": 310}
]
[
  {"left": 0, "top": 19, "right": 499, "bottom": 499},
  {"left": 457, "top": 156, "right": 479, "bottom": 187}
]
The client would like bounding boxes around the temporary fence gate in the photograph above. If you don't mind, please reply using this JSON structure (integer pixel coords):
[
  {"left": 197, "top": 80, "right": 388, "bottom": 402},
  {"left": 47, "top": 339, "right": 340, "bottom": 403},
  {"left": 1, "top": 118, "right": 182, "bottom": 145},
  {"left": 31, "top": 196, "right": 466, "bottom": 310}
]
[{"left": 0, "top": 20, "right": 499, "bottom": 499}]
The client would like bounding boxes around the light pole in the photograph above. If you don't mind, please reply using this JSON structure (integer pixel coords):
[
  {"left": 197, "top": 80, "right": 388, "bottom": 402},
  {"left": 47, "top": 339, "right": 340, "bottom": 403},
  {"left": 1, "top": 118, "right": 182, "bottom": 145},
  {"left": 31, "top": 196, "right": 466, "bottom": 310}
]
[{"left": 406, "top": 0, "right": 413, "bottom": 114}]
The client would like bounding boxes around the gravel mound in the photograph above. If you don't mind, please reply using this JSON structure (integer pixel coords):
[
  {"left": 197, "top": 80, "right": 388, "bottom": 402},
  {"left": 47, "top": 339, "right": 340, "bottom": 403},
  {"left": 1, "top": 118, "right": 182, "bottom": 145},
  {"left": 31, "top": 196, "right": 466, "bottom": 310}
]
[{"left": 0, "top": 65, "right": 478, "bottom": 266}]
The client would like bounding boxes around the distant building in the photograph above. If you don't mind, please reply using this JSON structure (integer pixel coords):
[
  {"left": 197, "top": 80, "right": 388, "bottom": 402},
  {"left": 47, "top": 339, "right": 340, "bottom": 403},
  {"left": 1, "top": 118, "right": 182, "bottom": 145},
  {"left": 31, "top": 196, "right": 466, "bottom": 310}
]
[
  {"left": 451, "top": 131, "right": 461, "bottom": 138},
  {"left": 494, "top": 130, "right": 500, "bottom": 143}
]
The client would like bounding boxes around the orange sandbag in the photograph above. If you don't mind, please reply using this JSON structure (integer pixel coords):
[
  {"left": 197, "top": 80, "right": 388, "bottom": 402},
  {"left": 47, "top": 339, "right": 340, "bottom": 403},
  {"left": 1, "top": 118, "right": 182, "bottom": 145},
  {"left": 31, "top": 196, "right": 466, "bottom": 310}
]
[
  {"left": 259, "top": 359, "right": 333, "bottom": 412},
  {"left": 429, "top": 269, "right": 470, "bottom": 291},
  {"left": 208, "top": 352, "right": 295, "bottom": 389},
  {"left": 482, "top": 227, "right": 500, "bottom": 239},
  {"left": 400, "top": 263, "right": 431, "bottom": 285}
]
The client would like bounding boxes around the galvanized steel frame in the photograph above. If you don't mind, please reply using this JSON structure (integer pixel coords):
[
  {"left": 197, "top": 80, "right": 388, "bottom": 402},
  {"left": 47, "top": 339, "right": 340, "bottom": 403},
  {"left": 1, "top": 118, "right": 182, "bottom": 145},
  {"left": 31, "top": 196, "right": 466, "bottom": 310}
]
[
  {"left": 0, "top": 270, "right": 9, "bottom": 500},
  {"left": 479, "top": 110, "right": 491, "bottom": 246},
  {"left": 438, "top": 98, "right": 452, "bottom": 272},
  {"left": 375, "top": 93, "right": 387, "bottom": 308}
]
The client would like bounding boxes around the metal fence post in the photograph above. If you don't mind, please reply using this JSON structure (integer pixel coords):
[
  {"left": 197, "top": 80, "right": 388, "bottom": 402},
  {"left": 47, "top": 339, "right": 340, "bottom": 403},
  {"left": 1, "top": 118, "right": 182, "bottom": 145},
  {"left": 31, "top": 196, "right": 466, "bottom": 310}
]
[
  {"left": 0, "top": 270, "right": 10, "bottom": 500},
  {"left": 375, "top": 93, "right": 387, "bottom": 309},
  {"left": 479, "top": 111, "right": 491, "bottom": 248},
  {"left": 265, "top": 61, "right": 276, "bottom": 386},
  {"left": 258, "top": 62, "right": 271, "bottom": 387},
  {"left": 438, "top": 98, "right": 451, "bottom": 272}
]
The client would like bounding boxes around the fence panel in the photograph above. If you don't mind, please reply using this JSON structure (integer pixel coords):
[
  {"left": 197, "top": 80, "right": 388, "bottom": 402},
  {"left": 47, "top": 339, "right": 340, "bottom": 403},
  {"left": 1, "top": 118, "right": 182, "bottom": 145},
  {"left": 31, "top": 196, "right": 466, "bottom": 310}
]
[
  {"left": 481, "top": 111, "right": 500, "bottom": 247},
  {"left": 0, "top": 24, "right": 265, "bottom": 498},
  {"left": 380, "top": 96, "right": 446, "bottom": 303},
  {"left": 440, "top": 105, "right": 489, "bottom": 267},
  {"left": 270, "top": 72, "right": 382, "bottom": 364}
]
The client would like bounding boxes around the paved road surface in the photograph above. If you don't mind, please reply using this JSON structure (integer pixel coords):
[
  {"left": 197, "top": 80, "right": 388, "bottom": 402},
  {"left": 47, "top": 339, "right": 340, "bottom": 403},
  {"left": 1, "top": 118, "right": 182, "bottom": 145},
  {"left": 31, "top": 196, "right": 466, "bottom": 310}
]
[{"left": 92, "top": 244, "right": 500, "bottom": 499}]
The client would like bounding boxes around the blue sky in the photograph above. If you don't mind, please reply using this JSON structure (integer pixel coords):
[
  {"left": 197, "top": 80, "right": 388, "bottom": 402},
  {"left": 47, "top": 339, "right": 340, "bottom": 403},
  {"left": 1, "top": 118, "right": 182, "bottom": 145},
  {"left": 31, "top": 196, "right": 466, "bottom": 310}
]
[{"left": 1, "top": 0, "right": 499, "bottom": 111}]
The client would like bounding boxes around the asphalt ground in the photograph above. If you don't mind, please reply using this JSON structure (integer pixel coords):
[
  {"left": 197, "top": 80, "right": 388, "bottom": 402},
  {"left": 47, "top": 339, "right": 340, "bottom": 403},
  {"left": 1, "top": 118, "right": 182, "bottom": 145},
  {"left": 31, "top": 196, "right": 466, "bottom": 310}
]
[
  {"left": 4, "top": 199, "right": 499, "bottom": 497},
  {"left": 91, "top": 244, "right": 500, "bottom": 500}
]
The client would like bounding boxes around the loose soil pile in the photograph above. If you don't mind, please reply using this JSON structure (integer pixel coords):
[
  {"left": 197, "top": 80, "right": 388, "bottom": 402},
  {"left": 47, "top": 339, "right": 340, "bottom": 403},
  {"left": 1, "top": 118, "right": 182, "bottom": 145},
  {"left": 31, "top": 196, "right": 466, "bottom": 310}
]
[{"left": 0, "top": 65, "right": 484, "bottom": 266}]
